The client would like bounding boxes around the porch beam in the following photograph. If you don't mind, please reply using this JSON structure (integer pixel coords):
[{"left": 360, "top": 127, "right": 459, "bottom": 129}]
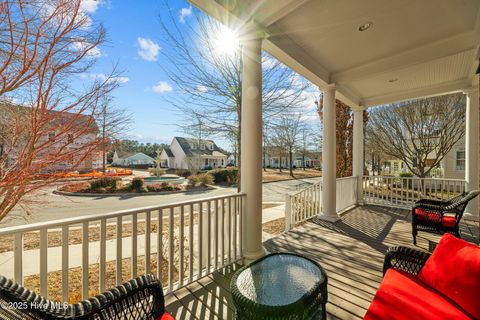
[
  {"left": 319, "top": 85, "right": 339, "bottom": 221},
  {"left": 240, "top": 36, "right": 265, "bottom": 261},
  {"left": 352, "top": 107, "right": 365, "bottom": 204},
  {"left": 464, "top": 82, "right": 479, "bottom": 219}
]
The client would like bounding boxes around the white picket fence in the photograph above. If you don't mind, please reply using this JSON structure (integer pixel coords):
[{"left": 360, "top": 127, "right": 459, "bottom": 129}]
[
  {"left": 0, "top": 193, "right": 245, "bottom": 302},
  {"left": 362, "top": 176, "right": 466, "bottom": 208}
]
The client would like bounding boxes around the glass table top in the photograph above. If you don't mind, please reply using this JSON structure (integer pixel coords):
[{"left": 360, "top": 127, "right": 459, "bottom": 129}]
[{"left": 234, "top": 254, "right": 325, "bottom": 306}]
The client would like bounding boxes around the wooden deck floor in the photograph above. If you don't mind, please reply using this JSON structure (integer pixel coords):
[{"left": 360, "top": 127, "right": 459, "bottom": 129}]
[{"left": 164, "top": 205, "right": 479, "bottom": 319}]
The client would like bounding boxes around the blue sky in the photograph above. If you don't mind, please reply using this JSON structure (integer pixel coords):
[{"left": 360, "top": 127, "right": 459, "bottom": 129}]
[{"left": 82, "top": 0, "right": 318, "bottom": 150}]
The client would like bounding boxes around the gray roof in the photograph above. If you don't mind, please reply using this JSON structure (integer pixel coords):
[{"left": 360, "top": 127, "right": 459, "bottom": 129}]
[
  {"left": 115, "top": 150, "right": 136, "bottom": 159},
  {"left": 163, "top": 147, "right": 174, "bottom": 157},
  {"left": 174, "top": 137, "right": 226, "bottom": 157}
]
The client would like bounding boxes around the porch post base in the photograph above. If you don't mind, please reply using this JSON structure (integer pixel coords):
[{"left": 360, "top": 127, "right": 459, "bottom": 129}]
[
  {"left": 243, "top": 247, "right": 267, "bottom": 264},
  {"left": 317, "top": 214, "right": 340, "bottom": 222}
]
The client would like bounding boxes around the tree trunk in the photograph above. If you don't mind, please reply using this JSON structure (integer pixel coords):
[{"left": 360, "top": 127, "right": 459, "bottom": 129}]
[
  {"left": 289, "top": 147, "right": 293, "bottom": 177},
  {"left": 279, "top": 155, "right": 282, "bottom": 172}
]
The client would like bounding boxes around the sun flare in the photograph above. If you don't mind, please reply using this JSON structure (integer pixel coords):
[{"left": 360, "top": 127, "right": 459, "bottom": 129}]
[{"left": 214, "top": 26, "right": 239, "bottom": 55}]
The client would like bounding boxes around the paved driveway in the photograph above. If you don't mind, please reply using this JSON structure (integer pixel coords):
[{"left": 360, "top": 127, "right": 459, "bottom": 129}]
[{"left": 1, "top": 177, "right": 321, "bottom": 227}]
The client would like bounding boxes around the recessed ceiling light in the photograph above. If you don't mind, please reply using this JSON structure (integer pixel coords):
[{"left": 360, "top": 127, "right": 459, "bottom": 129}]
[
  {"left": 388, "top": 78, "right": 398, "bottom": 83},
  {"left": 358, "top": 22, "right": 373, "bottom": 32}
]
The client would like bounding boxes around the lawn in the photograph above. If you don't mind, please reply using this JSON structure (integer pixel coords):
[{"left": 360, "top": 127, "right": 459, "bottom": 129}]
[{"left": 262, "top": 168, "right": 321, "bottom": 182}]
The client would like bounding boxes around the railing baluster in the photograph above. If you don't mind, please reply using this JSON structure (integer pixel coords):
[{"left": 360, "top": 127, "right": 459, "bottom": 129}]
[
  {"left": 82, "top": 222, "right": 88, "bottom": 300},
  {"left": 131, "top": 214, "right": 137, "bottom": 278},
  {"left": 228, "top": 197, "right": 232, "bottom": 264},
  {"left": 179, "top": 206, "right": 184, "bottom": 287},
  {"left": 198, "top": 203, "right": 203, "bottom": 278},
  {"left": 168, "top": 207, "right": 174, "bottom": 291},
  {"left": 116, "top": 216, "right": 122, "bottom": 285},
  {"left": 61, "top": 226, "right": 69, "bottom": 302},
  {"left": 207, "top": 200, "right": 211, "bottom": 272},
  {"left": 221, "top": 198, "right": 225, "bottom": 266},
  {"left": 145, "top": 211, "right": 151, "bottom": 275},
  {"left": 99, "top": 218, "right": 107, "bottom": 293},
  {"left": 214, "top": 199, "right": 219, "bottom": 269},
  {"left": 14, "top": 233, "right": 23, "bottom": 286},
  {"left": 158, "top": 209, "right": 163, "bottom": 283},
  {"left": 233, "top": 196, "right": 237, "bottom": 260},
  {"left": 40, "top": 228, "right": 48, "bottom": 297},
  {"left": 189, "top": 204, "right": 193, "bottom": 282},
  {"left": 240, "top": 195, "right": 244, "bottom": 258}
]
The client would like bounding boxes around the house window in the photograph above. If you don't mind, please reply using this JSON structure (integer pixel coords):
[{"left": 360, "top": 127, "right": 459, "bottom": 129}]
[
  {"left": 456, "top": 148, "right": 465, "bottom": 171},
  {"left": 205, "top": 159, "right": 208, "bottom": 165},
  {"left": 48, "top": 132, "right": 55, "bottom": 142},
  {"left": 200, "top": 144, "right": 205, "bottom": 150},
  {"left": 67, "top": 134, "right": 74, "bottom": 144},
  {"left": 209, "top": 144, "right": 214, "bottom": 150},
  {"left": 191, "top": 143, "right": 197, "bottom": 150}
]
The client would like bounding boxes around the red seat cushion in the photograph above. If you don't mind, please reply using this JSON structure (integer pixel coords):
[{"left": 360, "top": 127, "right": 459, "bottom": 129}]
[
  {"left": 414, "top": 208, "right": 457, "bottom": 227},
  {"left": 158, "top": 312, "right": 174, "bottom": 320},
  {"left": 364, "top": 269, "right": 470, "bottom": 320},
  {"left": 418, "top": 233, "right": 480, "bottom": 319}
]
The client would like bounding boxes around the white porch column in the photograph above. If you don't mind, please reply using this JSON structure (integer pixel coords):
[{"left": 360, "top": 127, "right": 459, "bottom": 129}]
[
  {"left": 352, "top": 108, "right": 364, "bottom": 204},
  {"left": 319, "top": 85, "right": 339, "bottom": 221},
  {"left": 464, "top": 85, "right": 479, "bottom": 219},
  {"left": 240, "top": 36, "right": 265, "bottom": 261}
]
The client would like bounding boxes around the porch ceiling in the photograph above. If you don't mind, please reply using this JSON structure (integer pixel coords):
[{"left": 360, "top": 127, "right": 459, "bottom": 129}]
[{"left": 189, "top": 0, "right": 480, "bottom": 107}]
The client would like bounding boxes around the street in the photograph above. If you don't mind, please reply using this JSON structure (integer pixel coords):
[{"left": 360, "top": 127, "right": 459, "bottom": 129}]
[{"left": 1, "top": 177, "right": 321, "bottom": 227}]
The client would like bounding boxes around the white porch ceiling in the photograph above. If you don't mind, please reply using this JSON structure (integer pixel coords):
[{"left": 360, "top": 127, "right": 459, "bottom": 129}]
[{"left": 189, "top": 0, "right": 480, "bottom": 107}]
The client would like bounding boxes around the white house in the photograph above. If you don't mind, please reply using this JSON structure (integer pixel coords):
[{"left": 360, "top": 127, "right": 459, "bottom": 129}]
[
  {"left": 111, "top": 151, "right": 154, "bottom": 166},
  {"left": 160, "top": 137, "right": 228, "bottom": 170}
]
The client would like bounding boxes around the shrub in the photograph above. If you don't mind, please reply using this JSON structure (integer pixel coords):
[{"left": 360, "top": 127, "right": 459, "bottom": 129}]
[
  {"left": 176, "top": 169, "right": 192, "bottom": 178},
  {"left": 198, "top": 173, "right": 214, "bottom": 186},
  {"left": 204, "top": 166, "right": 213, "bottom": 171},
  {"left": 130, "top": 177, "right": 144, "bottom": 192},
  {"left": 146, "top": 183, "right": 180, "bottom": 192},
  {"left": 187, "top": 174, "right": 199, "bottom": 186},
  {"left": 399, "top": 172, "right": 413, "bottom": 178},
  {"left": 209, "top": 169, "right": 238, "bottom": 185},
  {"left": 90, "top": 177, "right": 120, "bottom": 191}
]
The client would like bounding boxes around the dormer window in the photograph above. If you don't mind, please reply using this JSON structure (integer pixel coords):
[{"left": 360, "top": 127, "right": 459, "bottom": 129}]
[
  {"left": 191, "top": 143, "right": 197, "bottom": 150},
  {"left": 209, "top": 144, "right": 214, "bottom": 150},
  {"left": 200, "top": 144, "right": 205, "bottom": 150}
]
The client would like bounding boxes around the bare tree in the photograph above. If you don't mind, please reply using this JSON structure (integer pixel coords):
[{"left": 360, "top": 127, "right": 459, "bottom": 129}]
[
  {"left": 0, "top": 0, "right": 120, "bottom": 220},
  {"left": 272, "top": 113, "right": 303, "bottom": 177},
  {"left": 366, "top": 93, "right": 465, "bottom": 178},
  {"left": 95, "top": 96, "right": 133, "bottom": 172},
  {"left": 157, "top": 4, "right": 310, "bottom": 174}
]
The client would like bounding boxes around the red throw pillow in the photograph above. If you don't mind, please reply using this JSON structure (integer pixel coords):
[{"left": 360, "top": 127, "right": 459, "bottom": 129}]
[{"left": 418, "top": 233, "right": 480, "bottom": 319}]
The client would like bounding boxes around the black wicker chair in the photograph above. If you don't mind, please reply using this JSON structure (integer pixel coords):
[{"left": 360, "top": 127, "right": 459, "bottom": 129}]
[
  {"left": 383, "top": 246, "right": 431, "bottom": 276},
  {"left": 0, "top": 274, "right": 173, "bottom": 320},
  {"left": 411, "top": 190, "right": 480, "bottom": 244}
]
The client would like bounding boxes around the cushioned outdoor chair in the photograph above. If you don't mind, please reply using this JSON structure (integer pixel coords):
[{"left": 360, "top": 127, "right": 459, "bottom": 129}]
[
  {"left": 411, "top": 190, "right": 480, "bottom": 244},
  {"left": 0, "top": 274, "right": 174, "bottom": 320}
]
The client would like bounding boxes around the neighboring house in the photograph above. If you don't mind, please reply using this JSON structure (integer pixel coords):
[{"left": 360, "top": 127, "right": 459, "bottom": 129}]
[
  {"left": 264, "top": 146, "right": 321, "bottom": 169},
  {"left": 111, "top": 151, "right": 155, "bottom": 167},
  {"left": 1, "top": 102, "right": 103, "bottom": 172},
  {"left": 159, "top": 137, "right": 228, "bottom": 170},
  {"left": 383, "top": 137, "right": 466, "bottom": 179}
]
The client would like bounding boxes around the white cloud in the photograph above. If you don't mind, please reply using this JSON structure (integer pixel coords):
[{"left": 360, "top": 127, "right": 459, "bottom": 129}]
[
  {"left": 80, "top": 0, "right": 102, "bottom": 14},
  {"left": 137, "top": 37, "right": 160, "bottom": 61},
  {"left": 81, "top": 73, "right": 129, "bottom": 84},
  {"left": 152, "top": 81, "right": 172, "bottom": 93},
  {"left": 196, "top": 85, "right": 208, "bottom": 93},
  {"left": 72, "top": 41, "right": 102, "bottom": 57},
  {"left": 179, "top": 6, "right": 192, "bottom": 23}
]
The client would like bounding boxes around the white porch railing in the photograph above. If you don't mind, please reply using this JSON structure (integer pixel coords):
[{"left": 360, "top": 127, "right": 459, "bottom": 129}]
[
  {"left": 285, "top": 181, "right": 321, "bottom": 230},
  {"left": 362, "top": 176, "right": 466, "bottom": 208},
  {"left": 0, "top": 193, "right": 245, "bottom": 302},
  {"left": 336, "top": 176, "right": 358, "bottom": 213}
]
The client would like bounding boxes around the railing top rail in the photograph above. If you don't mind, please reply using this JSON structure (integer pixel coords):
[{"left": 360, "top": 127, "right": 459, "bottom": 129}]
[
  {"left": 0, "top": 192, "right": 246, "bottom": 236},
  {"left": 362, "top": 176, "right": 466, "bottom": 183},
  {"left": 288, "top": 181, "right": 322, "bottom": 196},
  {"left": 336, "top": 176, "right": 358, "bottom": 181}
]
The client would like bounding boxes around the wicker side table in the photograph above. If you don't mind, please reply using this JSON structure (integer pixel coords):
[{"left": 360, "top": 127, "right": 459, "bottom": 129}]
[{"left": 231, "top": 253, "right": 328, "bottom": 320}]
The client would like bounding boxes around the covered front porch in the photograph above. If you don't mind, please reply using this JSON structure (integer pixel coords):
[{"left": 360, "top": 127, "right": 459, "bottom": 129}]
[{"left": 163, "top": 205, "right": 479, "bottom": 319}]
